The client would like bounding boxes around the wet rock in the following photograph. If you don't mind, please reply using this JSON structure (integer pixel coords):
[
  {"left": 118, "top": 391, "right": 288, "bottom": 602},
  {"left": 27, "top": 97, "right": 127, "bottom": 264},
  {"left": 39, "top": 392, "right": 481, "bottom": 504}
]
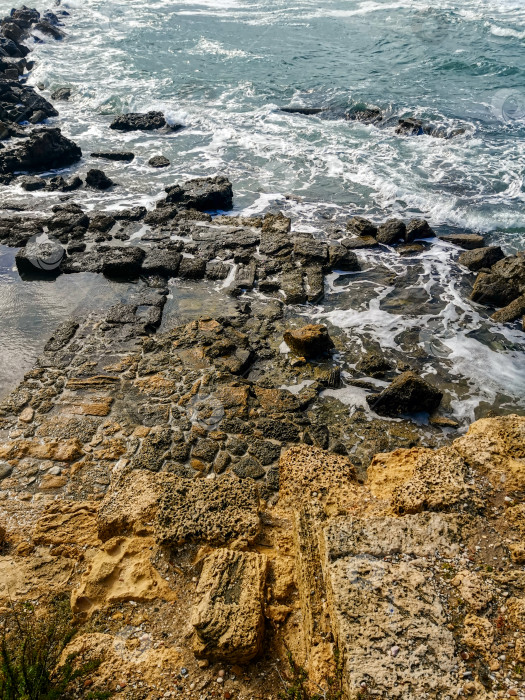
[
  {"left": 109, "top": 111, "right": 167, "bottom": 131},
  {"left": 293, "top": 237, "right": 328, "bottom": 265},
  {"left": 85, "top": 168, "right": 114, "bottom": 190},
  {"left": 405, "top": 218, "right": 435, "bottom": 242},
  {"left": 327, "top": 244, "right": 360, "bottom": 271},
  {"left": 91, "top": 151, "right": 135, "bottom": 162},
  {"left": 15, "top": 237, "right": 64, "bottom": 275},
  {"left": 155, "top": 474, "right": 260, "bottom": 547},
  {"left": 50, "top": 86, "right": 71, "bottom": 101},
  {"left": 458, "top": 245, "right": 504, "bottom": 272},
  {"left": 178, "top": 257, "right": 206, "bottom": 279},
  {"left": 341, "top": 235, "right": 379, "bottom": 249},
  {"left": 283, "top": 324, "right": 334, "bottom": 358},
  {"left": 367, "top": 370, "right": 443, "bottom": 416},
  {"left": 356, "top": 351, "right": 393, "bottom": 378},
  {"left": 192, "top": 549, "right": 267, "bottom": 663},
  {"left": 0, "top": 127, "right": 81, "bottom": 173},
  {"left": 395, "top": 117, "right": 427, "bottom": 135},
  {"left": 470, "top": 253, "right": 525, "bottom": 307},
  {"left": 439, "top": 233, "right": 485, "bottom": 250},
  {"left": 347, "top": 216, "right": 377, "bottom": 238},
  {"left": 491, "top": 294, "right": 525, "bottom": 324},
  {"left": 19, "top": 174, "right": 45, "bottom": 191},
  {"left": 33, "top": 20, "right": 65, "bottom": 39},
  {"left": 376, "top": 218, "right": 406, "bottom": 245},
  {"left": 164, "top": 176, "right": 233, "bottom": 211},
  {"left": 44, "top": 320, "right": 79, "bottom": 352},
  {"left": 141, "top": 249, "right": 181, "bottom": 277},
  {"left": 280, "top": 106, "right": 325, "bottom": 115},
  {"left": 89, "top": 214, "right": 116, "bottom": 233},
  {"left": 148, "top": 155, "right": 170, "bottom": 168},
  {"left": 144, "top": 206, "right": 178, "bottom": 225},
  {"left": 113, "top": 206, "right": 146, "bottom": 221},
  {"left": 262, "top": 212, "right": 291, "bottom": 234},
  {"left": 345, "top": 106, "right": 382, "bottom": 123}
]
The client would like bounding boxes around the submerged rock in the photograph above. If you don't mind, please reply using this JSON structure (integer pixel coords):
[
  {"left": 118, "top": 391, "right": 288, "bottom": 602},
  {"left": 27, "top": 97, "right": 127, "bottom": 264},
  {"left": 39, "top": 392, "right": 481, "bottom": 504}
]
[
  {"left": 50, "top": 86, "right": 71, "bottom": 101},
  {"left": 283, "top": 324, "right": 334, "bottom": 358},
  {"left": 367, "top": 370, "right": 443, "bottom": 416},
  {"left": 0, "top": 127, "right": 81, "bottom": 173},
  {"left": 109, "top": 111, "right": 182, "bottom": 132}
]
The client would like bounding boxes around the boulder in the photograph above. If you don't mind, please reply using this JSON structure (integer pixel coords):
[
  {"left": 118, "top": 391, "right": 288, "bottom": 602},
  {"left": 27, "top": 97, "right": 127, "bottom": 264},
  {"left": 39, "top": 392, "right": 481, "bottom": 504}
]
[
  {"left": 347, "top": 216, "right": 377, "bottom": 238},
  {"left": 15, "top": 238, "right": 64, "bottom": 275},
  {"left": 376, "top": 219, "right": 406, "bottom": 245},
  {"left": 405, "top": 218, "right": 434, "bottom": 242},
  {"left": 164, "top": 176, "right": 233, "bottom": 212},
  {"left": 345, "top": 106, "right": 382, "bottom": 123},
  {"left": 148, "top": 155, "right": 170, "bottom": 168},
  {"left": 192, "top": 549, "right": 267, "bottom": 663},
  {"left": 327, "top": 244, "right": 360, "bottom": 271},
  {"left": 0, "top": 127, "right": 81, "bottom": 173},
  {"left": 109, "top": 111, "right": 174, "bottom": 132},
  {"left": 396, "top": 117, "right": 427, "bottom": 136},
  {"left": 50, "top": 87, "right": 71, "bottom": 101},
  {"left": 19, "top": 174, "right": 45, "bottom": 191},
  {"left": 141, "top": 249, "right": 181, "bottom": 277},
  {"left": 471, "top": 254, "right": 525, "bottom": 307},
  {"left": 99, "top": 246, "right": 145, "bottom": 277},
  {"left": 85, "top": 168, "right": 114, "bottom": 190},
  {"left": 113, "top": 206, "right": 146, "bottom": 221},
  {"left": 283, "top": 324, "right": 334, "bottom": 358},
  {"left": 491, "top": 295, "right": 525, "bottom": 324},
  {"left": 438, "top": 233, "right": 485, "bottom": 250},
  {"left": 178, "top": 257, "right": 206, "bottom": 279},
  {"left": 91, "top": 151, "right": 135, "bottom": 162},
  {"left": 367, "top": 370, "right": 442, "bottom": 416},
  {"left": 458, "top": 246, "right": 504, "bottom": 272},
  {"left": 341, "top": 236, "right": 379, "bottom": 249}
]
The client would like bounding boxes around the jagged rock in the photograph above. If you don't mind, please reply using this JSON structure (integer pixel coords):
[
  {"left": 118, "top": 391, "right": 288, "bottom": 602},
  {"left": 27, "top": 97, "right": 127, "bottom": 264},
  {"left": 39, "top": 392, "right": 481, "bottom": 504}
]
[
  {"left": 376, "top": 218, "right": 406, "bottom": 245},
  {"left": 367, "top": 370, "right": 442, "bottom": 416},
  {"left": 327, "top": 243, "right": 360, "bottom": 271},
  {"left": 47, "top": 210, "right": 89, "bottom": 233},
  {"left": 405, "top": 218, "right": 434, "bottom": 242},
  {"left": 346, "top": 106, "right": 382, "bottom": 123},
  {"left": 283, "top": 324, "right": 334, "bottom": 358},
  {"left": 91, "top": 151, "right": 135, "bottom": 162},
  {"left": 458, "top": 246, "right": 504, "bottom": 272},
  {"left": 141, "top": 249, "right": 181, "bottom": 277},
  {"left": 19, "top": 174, "right": 45, "bottom": 190},
  {"left": 491, "top": 294, "right": 525, "bottom": 324},
  {"left": 439, "top": 233, "right": 485, "bottom": 249},
  {"left": 346, "top": 216, "right": 377, "bottom": 238},
  {"left": 113, "top": 206, "right": 146, "bottom": 221},
  {"left": 85, "top": 168, "right": 114, "bottom": 190},
  {"left": 51, "top": 86, "right": 71, "bottom": 101},
  {"left": 0, "top": 127, "right": 81, "bottom": 173},
  {"left": 155, "top": 474, "right": 260, "bottom": 547},
  {"left": 395, "top": 117, "right": 427, "bottom": 135},
  {"left": 341, "top": 235, "right": 379, "bottom": 249},
  {"left": 148, "top": 155, "right": 170, "bottom": 168},
  {"left": 470, "top": 253, "right": 525, "bottom": 307},
  {"left": 192, "top": 548, "right": 267, "bottom": 663},
  {"left": 356, "top": 350, "right": 392, "bottom": 378},
  {"left": 164, "top": 176, "right": 233, "bottom": 212},
  {"left": 109, "top": 111, "right": 167, "bottom": 131},
  {"left": 262, "top": 212, "right": 291, "bottom": 234}
]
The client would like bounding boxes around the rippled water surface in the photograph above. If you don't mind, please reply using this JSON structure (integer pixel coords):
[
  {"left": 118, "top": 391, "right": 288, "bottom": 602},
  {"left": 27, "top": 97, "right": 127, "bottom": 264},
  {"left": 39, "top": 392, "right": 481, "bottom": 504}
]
[{"left": 0, "top": 0, "right": 524, "bottom": 419}]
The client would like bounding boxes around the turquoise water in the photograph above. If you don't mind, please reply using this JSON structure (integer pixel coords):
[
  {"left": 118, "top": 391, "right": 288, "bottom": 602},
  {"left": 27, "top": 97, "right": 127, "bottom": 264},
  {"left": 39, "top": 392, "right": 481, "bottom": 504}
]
[{"left": 0, "top": 0, "right": 525, "bottom": 420}]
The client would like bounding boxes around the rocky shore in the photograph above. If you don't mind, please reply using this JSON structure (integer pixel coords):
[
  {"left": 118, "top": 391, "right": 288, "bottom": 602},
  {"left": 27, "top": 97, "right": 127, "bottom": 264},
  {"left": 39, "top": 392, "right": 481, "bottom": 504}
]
[{"left": 0, "top": 6, "right": 525, "bottom": 700}]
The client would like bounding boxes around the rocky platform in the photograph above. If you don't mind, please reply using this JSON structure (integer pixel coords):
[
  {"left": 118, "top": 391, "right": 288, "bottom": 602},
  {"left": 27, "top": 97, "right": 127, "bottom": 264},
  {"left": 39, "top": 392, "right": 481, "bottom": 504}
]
[{"left": 0, "top": 296, "right": 524, "bottom": 699}]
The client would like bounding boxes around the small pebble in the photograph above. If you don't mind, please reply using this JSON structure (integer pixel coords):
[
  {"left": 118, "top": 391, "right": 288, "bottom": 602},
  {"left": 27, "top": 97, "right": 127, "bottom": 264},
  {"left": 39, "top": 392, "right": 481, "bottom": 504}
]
[
  {"left": 218, "top": 670, "right": 225, "bottom": 678},
  {"left": 217, "top": 677, "right": 224, "bottom": 684},
  {"left": 390, "top": 645, "right": 400, "bottom": 657}
]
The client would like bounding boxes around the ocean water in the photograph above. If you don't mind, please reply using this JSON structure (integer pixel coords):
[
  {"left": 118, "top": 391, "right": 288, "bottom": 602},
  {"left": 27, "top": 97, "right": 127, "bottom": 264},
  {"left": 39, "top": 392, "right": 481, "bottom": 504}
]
[{"left": 0, "top": 0, "right": 524, "bottom": 422}]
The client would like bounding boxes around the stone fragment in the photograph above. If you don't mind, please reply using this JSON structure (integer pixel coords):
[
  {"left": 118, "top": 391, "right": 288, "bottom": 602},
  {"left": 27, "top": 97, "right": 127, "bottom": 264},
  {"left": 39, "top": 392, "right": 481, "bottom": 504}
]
[
  {"left": 367, "top": 370, "right": 442, "bottom": 416},
  {"left": 439, "top": 233, "right": 485, "bottom": 249},
  {"left": 192, "top": 549, "right": 266, "bottom": 663},
  {"left": 491, "top": 294, "right": 525, "bottom": 324},
  {"left": 458, "top": 245, "right": 504, "bottom": 272},
  {"left": 405, "top": 218, "right": 434, "bottom": 242},
  {"left": 376, "top": 219, "right": 406, "bottom": 245},
  {"left": 346, "top": 216, "right": 377, "bottom": 238},
  {"left": 283, "top": 324, "right": 333, "bottom": 358}
]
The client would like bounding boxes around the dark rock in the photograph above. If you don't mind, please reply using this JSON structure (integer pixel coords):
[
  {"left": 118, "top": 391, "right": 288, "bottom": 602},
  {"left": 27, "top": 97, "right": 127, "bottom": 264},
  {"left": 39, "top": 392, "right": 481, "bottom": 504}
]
[
  {"left": 262, "top": 212, "right": 291, "bottom": 234},
  {"left": 232, "top": 456, "right": 265, "bottom": 480},
  {"left": 283, "top": 324, "right": 334, "bottom": 358},
  {"left": 178, "top": 257, "right": 206, "bottom": 279},
  {"left": 293, "top": 236, "right": 328, "bottom": 265},
  {"left": 85, "top": 168, "right": 114, "bottom": 190},
  {"left": 61, "top": 175, "right": 83, "bottom": 192},
  {"left": 347, "top": 216, "right": 377, "bottom": 238},
  {"left": 113, "top": 206, "right": 146, "bottom": 221},
  {"left": 458, "top": 246, "right": 504, "bottom": 272},
  {"left": 0, "top": 127, "right": 81, "bottom": 173},
  {"left": 19, "top": 174, "right": 45, "bottom": 191},
  {"left": 341, "top": 236, "right": 379, "bottom": 250},
  {"left": 47, "top": 210, "right": 89, "bottom": 233},
  {"left": 15, "top": 237, "right": 64, "bottom": 275},
  {"left": 149, "top": 155, "right": 170, "bottom": 168},
  {"left": 367, "top": 370, "right": 442, "bottom": 416},
  {"left": 51, "top": 87, "right": 71, "bottom": 101},
  {"left": 376, "top": 219, "right": 406, "bottom": 245},
  {"left": 109, "top": 111, "right": 167, "bottom": 132},
  {"left": 395, "top": 118, "right": 426, "bottom": 136},
  {"left": 141, "top": 249, "right": 181, "bottom": 277},
  {"left": 91, "top": 151, "right": 135, "bottom": 162},
  {"left": 405, "top": 218, "right": 434, "bottom": 242},
  {"left": 345, "top": 106, "right": 382, "bottom": 124},
  {"left": 438, "top": 233, "right": 485, "bottom": 250},
  {"left": 33, "top": 20, "right": 65, "bottom": 39},
  {"left": 206, "top": 261, "right": 231, "bottom": 280},
  {"left": 356, "top": 351, "right": 393, "bottom": 378},
  {"left": 164, "top": 176, "right": 233, "bottom": 212},
  {"left": 280, "top": 268, "right": 306, "bottom": 304},
  {"left": 280, "top": 106, "right": 325, "bottom": 115},
  {"left": 144, "top": 206, "right": 178, "bottom": 225},
  {"left": 328, "top": 244, "right": 360, "bottom": 271},
  {"left": 89, "top": 214, "right": 116, "bottom": 233},
  {"left": 259, "top": 230, "right": 292, "bottom": 257}
]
